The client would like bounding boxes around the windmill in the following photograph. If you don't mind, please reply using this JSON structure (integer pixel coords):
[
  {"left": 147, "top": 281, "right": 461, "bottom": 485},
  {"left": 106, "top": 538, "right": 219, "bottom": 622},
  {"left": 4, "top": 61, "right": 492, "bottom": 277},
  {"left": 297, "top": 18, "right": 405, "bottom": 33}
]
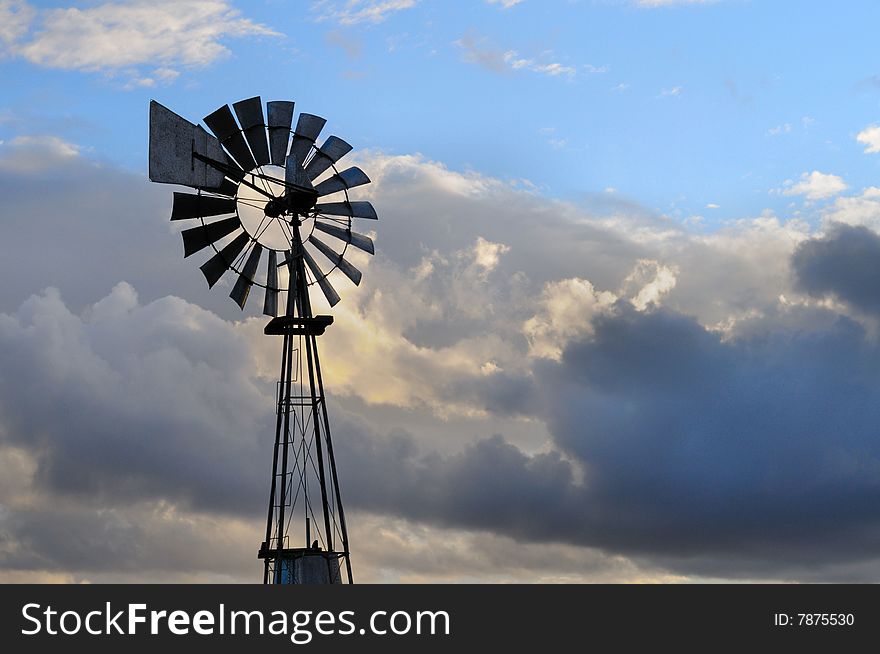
[{"left": 148, "top": 96, "right": 377, "bottom": 584}]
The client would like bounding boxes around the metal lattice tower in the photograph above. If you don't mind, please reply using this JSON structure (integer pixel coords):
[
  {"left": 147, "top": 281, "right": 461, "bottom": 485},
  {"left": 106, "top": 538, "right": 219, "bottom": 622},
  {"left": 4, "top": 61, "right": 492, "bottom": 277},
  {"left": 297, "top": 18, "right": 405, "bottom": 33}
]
[{"left": 148, "top": 96, "right": 377, "bottom": 584}]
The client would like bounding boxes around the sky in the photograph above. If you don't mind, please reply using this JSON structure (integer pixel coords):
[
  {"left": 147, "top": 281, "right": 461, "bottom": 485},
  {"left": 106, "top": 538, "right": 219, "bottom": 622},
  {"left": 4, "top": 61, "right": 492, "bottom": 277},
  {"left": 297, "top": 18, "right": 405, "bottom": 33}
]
[{"left": 3, "top": 0, "right": 880, "bottom": 583}]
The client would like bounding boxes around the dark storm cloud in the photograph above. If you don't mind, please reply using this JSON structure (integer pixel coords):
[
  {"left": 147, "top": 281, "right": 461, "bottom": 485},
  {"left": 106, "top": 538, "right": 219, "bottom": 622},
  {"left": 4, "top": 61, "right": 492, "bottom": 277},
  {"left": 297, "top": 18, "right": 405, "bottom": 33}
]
[
  {"left": 792, "top": 223, "right": 880, "bottom": 314},
  {"left": 336, "top": 426, "right": 580, "bottom": 539},
  {"left": 330, "top": 304, "right": 880, "bottom": 579},
  {"left": 545, "top": 306, "right": 880, "bottom": 564},
  {"left": 0, "top": 285, "right": 269, "bottom": 516}
]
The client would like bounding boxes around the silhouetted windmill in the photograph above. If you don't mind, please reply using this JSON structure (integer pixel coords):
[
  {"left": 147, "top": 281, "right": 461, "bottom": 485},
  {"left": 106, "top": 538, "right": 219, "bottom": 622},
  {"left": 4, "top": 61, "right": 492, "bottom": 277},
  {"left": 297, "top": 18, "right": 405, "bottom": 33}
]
[{"left": 149, "top": 96, "right": 377, "bottom": 584}]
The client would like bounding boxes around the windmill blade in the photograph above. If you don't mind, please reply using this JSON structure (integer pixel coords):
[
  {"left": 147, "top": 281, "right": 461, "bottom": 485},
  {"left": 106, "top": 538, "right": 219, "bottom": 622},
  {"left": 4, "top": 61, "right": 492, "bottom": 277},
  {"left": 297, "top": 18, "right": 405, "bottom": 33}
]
[
  {"left": 315, "top": 200, "right": 378, "bottom": 220},
  {"left": 289, "top": 113, "right": 326, "bottom": 168},
  {"left": 285, "top": 150, "right": 313, "bottom": 190},
  {"left": 203, "top": 104, "right": 257, "bottom": 172},
  {"left": 208, "top": 177, "right": 239, "bottom": 198},
  {"left": 233, "top": 96, "right": 271, "bottom": 168},
  {"left": 314, "top": 167, "right": 371, "bottom": 197},
  {"left": 308, "top": 235, "right": 362, "bottom": 286},
  {"left": 200, "top": 231, "right": 250, "bottom": 288},
  {"left": 181, "top": 217, "right": 241, "bottom": 257},
  {"left": 263, "top": 249, "right": 279, "bottom": 317},
  {"left": 304, "top": 136, "right": 352, "bottom": 181},
  {"left": 313, "top": 221, "right": 374, "bottom": 255},
  {"left": 171, "top": 192, "right": 237, "bottom": 220},
  {"left": 230, "top": 243, "right": 264, "bottom": 309},
  {"left": 149, "top": 100, "right": 226, "bottom": 189},
  {"left": 302, "top": 248, "right": 341, "bottom": 307},
  {"left": 267, "top": 101, "right": 294, "bottom": 166}
]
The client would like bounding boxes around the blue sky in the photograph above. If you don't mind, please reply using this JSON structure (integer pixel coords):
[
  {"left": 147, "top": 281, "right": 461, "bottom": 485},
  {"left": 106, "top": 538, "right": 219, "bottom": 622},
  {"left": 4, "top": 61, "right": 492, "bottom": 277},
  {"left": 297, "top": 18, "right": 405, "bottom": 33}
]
[
  {"left": 7, "top": 1, "right": 880, "bottom": 583},
  {"left": 5, "top": 0, "right": 880, "bottom": 225}
]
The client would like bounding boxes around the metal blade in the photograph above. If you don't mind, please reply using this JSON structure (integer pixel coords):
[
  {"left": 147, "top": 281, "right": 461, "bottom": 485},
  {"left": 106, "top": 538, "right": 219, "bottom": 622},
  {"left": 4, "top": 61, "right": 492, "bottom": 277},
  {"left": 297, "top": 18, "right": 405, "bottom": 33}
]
[
  {"left": 313, "top": 221, "right": 374, "bottom": 255},
  {"left": 209, "top": 177, "right": 239, "bottom": 198},
  {"left": 200, "top": 231, "right": 250, "bottom": 288},
  {"left": 304, "top": 136, "right": 352, "bottom": 181},
  {"left": 203, "top": 104, "right": 257, "bottom": 171},
  {"left": 171, "top": 192, "right": 236, "bottom": 220},
  {"left": 302, "top": 248, "right": 341, "bottom": 307},
  {"left": 181, "top": 217, "right": 241, "bottom": 257},
  {"left": 314, "top": 167, "right": 371, "bottom": 197},
  {"left": 233, "top": 96, "right": 270, "bottom": 167},
  {"left": 263, "top": 249, "right": 279, "bottom": 316},
  {"left": 290, "top": 113, "right": 326, "bottom": 168},
  {"left": 230, "top": 243, "right": 264, "bottom": 309},
  {"left": 285, "top": 152, "right": 313, "bottom": 190},
  {"left": 308, "top": 235, "right": 362, "bottom": 286},
  {"left": 267, "top": 101, "right": 294, "bottom": 166},
  {"left": 149, "top": 100, "right": 226, "bottom": 189},
  {"left": 315, "top": 200, "right": 378, "bottom": 220}
]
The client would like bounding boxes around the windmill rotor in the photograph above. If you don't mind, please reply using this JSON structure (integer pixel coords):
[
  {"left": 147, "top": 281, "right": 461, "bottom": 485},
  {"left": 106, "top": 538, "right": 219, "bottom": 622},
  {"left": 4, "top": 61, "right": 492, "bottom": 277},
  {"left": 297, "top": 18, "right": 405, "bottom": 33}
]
[{"left": 149, "top": 97, "right": 377, "bottom": 311}]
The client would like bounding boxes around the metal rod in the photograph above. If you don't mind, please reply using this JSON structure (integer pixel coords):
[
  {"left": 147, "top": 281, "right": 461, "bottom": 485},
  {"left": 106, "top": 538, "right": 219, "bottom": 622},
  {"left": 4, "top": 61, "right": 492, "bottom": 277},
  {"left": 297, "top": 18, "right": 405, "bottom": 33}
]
[
  {"left": 312, "top": 339, "right": 354, "bottom": 583},
  {"left": 274, "top": 295, "right": 296, "bottom": 580},
  {"left": 262, "top": 332, "right": 289, "bottom": 584}
]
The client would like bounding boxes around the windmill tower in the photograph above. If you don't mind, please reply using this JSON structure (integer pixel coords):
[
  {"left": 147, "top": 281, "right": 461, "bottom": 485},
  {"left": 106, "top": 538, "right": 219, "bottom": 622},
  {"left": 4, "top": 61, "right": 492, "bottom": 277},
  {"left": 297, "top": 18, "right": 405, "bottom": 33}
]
[{"left": 148, "top": 96, "right": 377, "bottom": 584}]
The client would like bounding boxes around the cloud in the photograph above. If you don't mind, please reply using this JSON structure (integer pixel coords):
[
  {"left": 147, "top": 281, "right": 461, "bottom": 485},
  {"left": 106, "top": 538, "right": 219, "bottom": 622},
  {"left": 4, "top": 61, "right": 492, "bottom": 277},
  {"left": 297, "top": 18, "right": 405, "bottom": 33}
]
[
  {"left": 792, "top": 223, "right": 880, "bottom": 315},
  {"left": 768, "top": 123, "right": 792, "bottom": 136},
  {"left": 0, "top": 0, "right": 34, "bottom": 48},
  {"left": 857, "top": 125, "right": 880, "bottom": 154},
  {"left": 0, "top": 134, "right": 80, "bottom": 172},
  {"left": 659, "top": 86, "right": 683, "bottom": 97},
  {"left": 454, "top": 35, "right": 576, "bottom": 78},
  {"left": 9, "top": 134, "right": 880, "bottom": 581},
  {"left": 2, "top": 0, "right": 278, "bottom": 84},
  {"left": 0, "top": 284, "right": 269, "bottom": 513},
  {"left": 637, "top": 0, "right": 713, "bottom": 6},
  {"left": 314, "top": 0, "right": 419, "bottom": 25},
  {"left": 781, "top": 171, "right": 848, "bottom": 201},
  {"left": 324, "top": 29, "right": 363, "bottom": 59},
  {"left": 487, "top": 0, "right": 524, "bottom": 7}
]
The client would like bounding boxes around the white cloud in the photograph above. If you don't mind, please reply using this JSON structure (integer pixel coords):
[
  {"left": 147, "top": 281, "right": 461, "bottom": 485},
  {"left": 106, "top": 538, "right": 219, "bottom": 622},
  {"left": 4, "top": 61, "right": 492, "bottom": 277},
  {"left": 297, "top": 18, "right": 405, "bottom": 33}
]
[
  {"left": 821, "top": 187, "right": 880, "bottom": 231},
  {"left": 659, "top": 86, "right": 683, "bottom": 97},
  {"left": 486, "top": 0, "right": 523, "bottom": 7},
  {"left": 781, "top": 171, "right": 848, "bottom": 201},
  {"left": 4, "top": 0, "right": 278, "bottom": 82},
  {"left": 623, "top": 259, "right": 678, "bottom": 311},
  {"left": 637, "top": 0, "right": 713, "bottom": 6},
  {"left": 857, "top": 125, "right": 880, "bottom": 154},
  {"left": 524, "top": 278, "right": 617, "bottom": 360},
  {"left": 768, "top": 123, "right": 792, "bottom": 136},
  {"left": 503, "top": 51, "right": 576, "bottom": 77},
  {"left": 454, "top": 35, "right": 576, "bottom": 78},
  {"left": 0, "top": 0, "right": 34, "bottom": 48},
  {"left": 315, "top": 0, "right": 419, "bottom": 25},
  {"left": 473, "top": 237, "right": 511, "bottom": 272},
  {"left": 0, "top": 135, "right": 81, "bottom": 172}
]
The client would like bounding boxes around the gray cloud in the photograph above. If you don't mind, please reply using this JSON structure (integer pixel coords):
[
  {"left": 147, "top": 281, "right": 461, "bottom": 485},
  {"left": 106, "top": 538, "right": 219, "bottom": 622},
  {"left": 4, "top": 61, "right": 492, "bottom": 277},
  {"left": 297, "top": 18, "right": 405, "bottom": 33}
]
[
  {"left": 328, "top": 303, "right": 880, "bottom": 580},
  {"left": 792, "top": 223, "right": 880, "bottom": 314},
  {"left": 0, "top": 285, "right": 270, "bottom": 516}
]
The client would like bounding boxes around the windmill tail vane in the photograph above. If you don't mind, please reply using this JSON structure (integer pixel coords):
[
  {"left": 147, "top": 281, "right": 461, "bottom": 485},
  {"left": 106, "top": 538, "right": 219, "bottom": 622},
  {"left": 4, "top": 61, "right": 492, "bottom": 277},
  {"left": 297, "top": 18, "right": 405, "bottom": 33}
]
[{"left": 148, "top": 95, "right": 378, "bottom": 584}]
